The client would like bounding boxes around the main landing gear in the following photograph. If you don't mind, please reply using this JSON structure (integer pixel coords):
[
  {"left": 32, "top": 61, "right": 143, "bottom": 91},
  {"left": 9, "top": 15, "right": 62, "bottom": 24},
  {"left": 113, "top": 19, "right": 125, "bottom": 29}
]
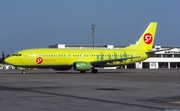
[
  {"left": 79, "top": 69, "right": 98, "bottom": 73},
  {"left": 80, "top": 71, "right": 86, "bottom": 73},
  {"left": 91, "top": 69, "right": 98, "bottom": 73},
  {"left": 22, "top": 70, "right": 26, "bottom": 74}
]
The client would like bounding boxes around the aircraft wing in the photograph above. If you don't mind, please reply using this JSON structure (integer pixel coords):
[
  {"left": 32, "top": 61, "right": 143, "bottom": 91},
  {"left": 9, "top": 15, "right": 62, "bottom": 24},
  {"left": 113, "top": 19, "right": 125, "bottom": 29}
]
[{"left": 91, "top": 56, "right": 140, "bottom": 66}]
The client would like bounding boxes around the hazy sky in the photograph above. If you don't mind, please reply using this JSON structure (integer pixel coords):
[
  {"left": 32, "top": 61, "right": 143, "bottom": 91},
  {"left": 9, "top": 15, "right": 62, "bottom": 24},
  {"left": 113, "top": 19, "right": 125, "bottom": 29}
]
[{"left": 0, "top": 0, "right": 180, "bottom": 54}]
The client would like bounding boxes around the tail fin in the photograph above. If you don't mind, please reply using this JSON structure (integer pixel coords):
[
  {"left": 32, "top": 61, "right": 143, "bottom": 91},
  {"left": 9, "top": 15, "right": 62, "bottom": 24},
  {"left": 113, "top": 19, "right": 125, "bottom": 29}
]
[{"left": 125, "top": 22, "right": 157, "bottom": 51}]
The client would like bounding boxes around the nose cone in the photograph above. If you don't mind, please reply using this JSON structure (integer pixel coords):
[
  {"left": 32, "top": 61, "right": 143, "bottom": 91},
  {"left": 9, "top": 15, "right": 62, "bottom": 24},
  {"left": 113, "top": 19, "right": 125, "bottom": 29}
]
[{"left": 4, "top": 57, "right": 12, "bottom": 65}]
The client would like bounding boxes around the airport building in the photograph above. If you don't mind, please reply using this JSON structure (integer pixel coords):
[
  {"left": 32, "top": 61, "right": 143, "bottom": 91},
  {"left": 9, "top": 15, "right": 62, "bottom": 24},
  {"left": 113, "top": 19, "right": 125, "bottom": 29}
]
[{"left": 49, "top": 44, "right": 180, "bottom": 69}]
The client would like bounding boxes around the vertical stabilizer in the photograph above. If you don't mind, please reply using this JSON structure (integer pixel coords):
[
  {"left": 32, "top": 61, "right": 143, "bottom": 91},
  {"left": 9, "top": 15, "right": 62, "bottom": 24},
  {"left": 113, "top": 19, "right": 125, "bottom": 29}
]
[{"left": 125, "top": 22, "right": 157, "bottom": 51}]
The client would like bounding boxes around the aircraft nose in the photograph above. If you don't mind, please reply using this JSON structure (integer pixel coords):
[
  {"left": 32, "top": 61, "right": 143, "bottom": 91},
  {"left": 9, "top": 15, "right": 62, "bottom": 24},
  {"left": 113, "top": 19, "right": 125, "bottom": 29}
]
[{"left": 4, "top": 57, "right": 11, "bottom": 64}]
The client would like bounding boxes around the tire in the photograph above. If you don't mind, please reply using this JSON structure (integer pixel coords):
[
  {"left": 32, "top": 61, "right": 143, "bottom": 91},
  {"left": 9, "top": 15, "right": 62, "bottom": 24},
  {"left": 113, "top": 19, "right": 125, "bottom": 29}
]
[
  {"left": 22, "top": 70, "right": 26, "bottom": 74},
  {"left": 80, "top": 71, "right": 86, "bottom": 73},
  {"left": 91, "top": 69, "right": 98, "bottom": 73}
]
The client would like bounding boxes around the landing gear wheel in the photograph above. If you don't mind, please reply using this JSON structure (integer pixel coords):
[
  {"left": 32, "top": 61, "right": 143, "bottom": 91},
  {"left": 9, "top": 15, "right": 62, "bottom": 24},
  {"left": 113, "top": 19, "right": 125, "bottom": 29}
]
[
  {"left": 22, "top": 70, "right": 26, "bottom": 74},
  {"left": 80, "top": 71, "right": 86, "bottom": 73},
  {"left": 91, "top": 69, "right": 98, "bottom": 73}
]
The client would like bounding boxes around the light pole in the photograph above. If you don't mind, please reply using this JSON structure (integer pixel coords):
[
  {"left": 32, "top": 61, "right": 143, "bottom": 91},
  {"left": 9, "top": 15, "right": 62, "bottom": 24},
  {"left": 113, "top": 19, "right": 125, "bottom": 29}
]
[{"left": 91, "top": 24, "right": 96, "bottom": 49}]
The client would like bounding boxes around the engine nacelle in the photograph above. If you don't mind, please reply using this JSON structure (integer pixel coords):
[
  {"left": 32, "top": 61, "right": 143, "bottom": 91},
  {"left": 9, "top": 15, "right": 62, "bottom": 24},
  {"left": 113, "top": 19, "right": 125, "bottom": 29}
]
[{"left": 73, "top": 62, "right": 92, "bottom": 71}]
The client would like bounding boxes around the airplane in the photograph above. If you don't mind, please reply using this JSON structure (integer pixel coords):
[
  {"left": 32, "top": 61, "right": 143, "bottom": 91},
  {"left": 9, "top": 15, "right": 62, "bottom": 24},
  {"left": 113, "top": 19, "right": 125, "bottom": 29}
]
[{"left": 5, "top": 22, "right": 157, "bottom": 74}]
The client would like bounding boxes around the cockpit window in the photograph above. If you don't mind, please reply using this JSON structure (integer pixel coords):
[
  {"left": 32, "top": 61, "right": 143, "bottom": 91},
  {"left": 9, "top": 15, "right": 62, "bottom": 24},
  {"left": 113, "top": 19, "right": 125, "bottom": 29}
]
[{"left": 12, "top": 53, "right": 22, "bottom": 56}]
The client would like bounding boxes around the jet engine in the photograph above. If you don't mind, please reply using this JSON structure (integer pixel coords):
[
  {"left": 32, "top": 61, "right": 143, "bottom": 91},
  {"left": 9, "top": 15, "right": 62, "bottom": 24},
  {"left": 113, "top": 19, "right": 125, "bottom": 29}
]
[{"left": 73, "top": 62, "right": 92, "bottom": 71}]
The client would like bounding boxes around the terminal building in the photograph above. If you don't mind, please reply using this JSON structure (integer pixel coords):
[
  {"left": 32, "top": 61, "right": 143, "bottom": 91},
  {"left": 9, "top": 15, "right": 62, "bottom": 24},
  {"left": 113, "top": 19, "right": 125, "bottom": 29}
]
[{"left": 49, "top": 44, "right": 180, "bottom": 69}]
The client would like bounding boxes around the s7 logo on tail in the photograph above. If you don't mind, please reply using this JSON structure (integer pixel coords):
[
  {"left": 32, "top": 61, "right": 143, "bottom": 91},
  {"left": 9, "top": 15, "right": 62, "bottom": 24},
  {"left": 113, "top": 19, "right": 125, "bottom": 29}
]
[{"left": 144, "top": 33, "right": 153, "bottom": 44}]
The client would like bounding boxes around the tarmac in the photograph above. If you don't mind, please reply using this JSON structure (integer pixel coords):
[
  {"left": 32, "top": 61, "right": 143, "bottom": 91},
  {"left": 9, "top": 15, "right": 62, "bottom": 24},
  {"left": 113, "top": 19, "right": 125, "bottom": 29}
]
[{"left": 0, "top": 69, "right": 180, "bottom": 111}]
